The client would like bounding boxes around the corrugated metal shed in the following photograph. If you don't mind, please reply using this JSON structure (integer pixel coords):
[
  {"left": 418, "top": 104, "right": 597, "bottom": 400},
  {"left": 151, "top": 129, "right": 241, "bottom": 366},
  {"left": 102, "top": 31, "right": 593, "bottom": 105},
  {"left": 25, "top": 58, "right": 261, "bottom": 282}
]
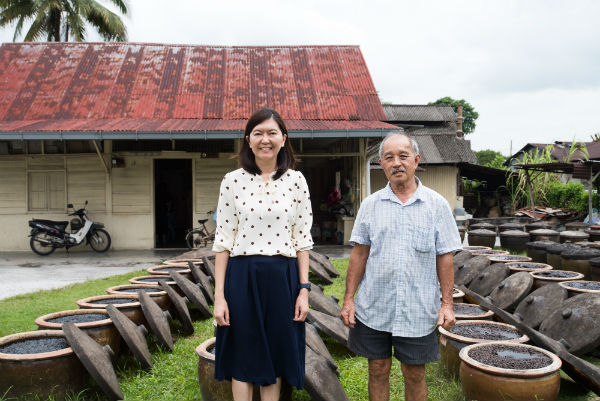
[
  {"left": 383, "top": 104, "right": 457, "bottom": 122},
  {"left": 0, "top": 42, "right": 397, "bottom": 137}
]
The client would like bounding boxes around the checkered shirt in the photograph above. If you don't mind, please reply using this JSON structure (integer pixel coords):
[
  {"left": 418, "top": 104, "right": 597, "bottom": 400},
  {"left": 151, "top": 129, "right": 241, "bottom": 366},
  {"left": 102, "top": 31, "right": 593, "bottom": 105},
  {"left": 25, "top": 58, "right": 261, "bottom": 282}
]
[{"left": 350, "top": 178, "right": 462, "bottom": 337}]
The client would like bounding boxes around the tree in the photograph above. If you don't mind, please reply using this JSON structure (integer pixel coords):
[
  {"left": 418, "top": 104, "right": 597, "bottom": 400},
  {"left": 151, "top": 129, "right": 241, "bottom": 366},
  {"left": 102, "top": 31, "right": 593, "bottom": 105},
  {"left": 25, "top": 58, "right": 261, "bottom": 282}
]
[
  {"left": 476, "top": 149, "right": 506, "bottom": 168},
  {"left": 0, "top": 0, "right": 128, "bottom": 42},
  {"left": 429, "top": 96, "right": 479, "bottom": 135}
]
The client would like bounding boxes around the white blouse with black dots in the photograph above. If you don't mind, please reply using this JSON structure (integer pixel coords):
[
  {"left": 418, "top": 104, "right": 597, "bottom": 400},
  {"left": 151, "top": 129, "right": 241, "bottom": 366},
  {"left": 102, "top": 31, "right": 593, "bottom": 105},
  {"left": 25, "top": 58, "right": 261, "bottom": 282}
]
[{"left": 212, "top": 168, "right": 314, "bottom": 257}]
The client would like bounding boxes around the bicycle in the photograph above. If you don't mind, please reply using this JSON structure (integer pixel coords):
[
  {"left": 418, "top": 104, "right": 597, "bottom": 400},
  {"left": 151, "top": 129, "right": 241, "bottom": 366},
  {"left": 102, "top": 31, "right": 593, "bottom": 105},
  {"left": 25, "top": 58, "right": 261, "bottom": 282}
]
[{"left": 185, "top": 210, "right": 216, "bottom": 249}]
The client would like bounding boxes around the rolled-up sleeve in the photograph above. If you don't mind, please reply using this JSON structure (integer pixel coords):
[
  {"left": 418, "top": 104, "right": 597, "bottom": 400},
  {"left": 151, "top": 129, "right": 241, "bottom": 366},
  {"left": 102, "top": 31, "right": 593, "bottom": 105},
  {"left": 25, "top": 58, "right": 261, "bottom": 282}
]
[
  {"left": 291, "top": 172, "right": 314, "bottom": 251},
  {"left": 434, "top": 199, "right": 462, "bottom": 255},
  {"left": 212, "top": 174, "right": 238, "bottom": 253}
]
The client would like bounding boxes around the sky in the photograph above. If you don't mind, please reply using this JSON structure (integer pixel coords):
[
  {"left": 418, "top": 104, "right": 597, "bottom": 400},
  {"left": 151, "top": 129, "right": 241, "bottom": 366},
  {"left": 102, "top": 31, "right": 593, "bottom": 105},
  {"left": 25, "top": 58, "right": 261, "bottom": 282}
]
[{"left": 1, "top": 0, "right": 599, "bottom": 156}]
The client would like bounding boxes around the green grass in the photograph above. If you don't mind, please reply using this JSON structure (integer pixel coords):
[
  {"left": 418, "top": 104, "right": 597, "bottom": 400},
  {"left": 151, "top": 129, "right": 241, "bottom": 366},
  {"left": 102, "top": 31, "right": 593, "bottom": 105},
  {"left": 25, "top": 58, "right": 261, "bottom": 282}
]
[{"left": 1, "top": 259, "right": 599, "bottom": 400}]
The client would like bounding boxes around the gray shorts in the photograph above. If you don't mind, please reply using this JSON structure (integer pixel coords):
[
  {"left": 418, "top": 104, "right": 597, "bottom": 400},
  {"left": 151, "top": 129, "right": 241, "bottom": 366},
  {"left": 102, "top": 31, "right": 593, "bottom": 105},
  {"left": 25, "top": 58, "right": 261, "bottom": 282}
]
[{"left": 348, "top": 319, "right": 440, "bottom": 365}]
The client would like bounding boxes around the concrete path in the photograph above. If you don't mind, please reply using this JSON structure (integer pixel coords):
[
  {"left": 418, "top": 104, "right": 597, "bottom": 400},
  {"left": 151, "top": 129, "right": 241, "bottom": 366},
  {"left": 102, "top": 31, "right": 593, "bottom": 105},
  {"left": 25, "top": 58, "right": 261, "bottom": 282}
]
[
  {"left": 0, "top": 250, "right": 180, "bottom": 300},
  {"left": 0, "top": 246, "right": 352, "bottom": 301}
]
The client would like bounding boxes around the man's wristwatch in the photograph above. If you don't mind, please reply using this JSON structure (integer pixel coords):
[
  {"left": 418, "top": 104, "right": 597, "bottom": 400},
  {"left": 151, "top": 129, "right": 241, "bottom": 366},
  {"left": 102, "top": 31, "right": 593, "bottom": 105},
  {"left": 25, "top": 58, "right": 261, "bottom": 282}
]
[{"left": 298, "top": 283, "right": 311, "bottom": 292}]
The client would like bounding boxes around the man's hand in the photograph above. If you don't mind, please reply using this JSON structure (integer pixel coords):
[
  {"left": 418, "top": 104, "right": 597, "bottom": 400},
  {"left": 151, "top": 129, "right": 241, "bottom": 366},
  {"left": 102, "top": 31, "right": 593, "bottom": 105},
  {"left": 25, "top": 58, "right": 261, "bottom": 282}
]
[
  {"left": 293, "top": 290, "right": 309, "bottom": 322},
  {"left": 437, "top": 303, "right": 455, "bottom": 331},
  {"left": 340, "top": 299, "right": 357, "bottom": 328}
]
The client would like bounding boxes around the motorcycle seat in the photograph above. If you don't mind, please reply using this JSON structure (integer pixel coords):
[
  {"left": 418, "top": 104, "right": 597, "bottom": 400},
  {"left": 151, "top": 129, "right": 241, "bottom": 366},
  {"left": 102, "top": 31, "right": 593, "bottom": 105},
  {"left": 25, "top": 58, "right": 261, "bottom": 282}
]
[
  {"left": 30, "top": 219, "right": 69, "bottom": 231},
  {"left": 198, "top": 219, "right": 208, "bottom": 224}
]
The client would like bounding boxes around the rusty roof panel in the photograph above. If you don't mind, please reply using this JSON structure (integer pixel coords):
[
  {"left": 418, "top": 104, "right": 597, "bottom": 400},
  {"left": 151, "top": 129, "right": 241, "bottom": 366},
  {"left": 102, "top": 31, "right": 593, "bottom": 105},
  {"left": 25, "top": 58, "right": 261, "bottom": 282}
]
[{"left": 0, "top": 43, "right": 387, "bottom": 133}]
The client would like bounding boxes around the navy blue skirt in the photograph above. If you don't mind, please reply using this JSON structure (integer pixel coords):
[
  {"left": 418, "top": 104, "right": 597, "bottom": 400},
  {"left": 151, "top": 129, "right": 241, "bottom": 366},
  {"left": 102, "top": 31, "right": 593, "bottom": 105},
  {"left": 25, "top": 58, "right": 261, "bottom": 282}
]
[{"left": 214, "top": 255, "right": 305, "bottom": 388}]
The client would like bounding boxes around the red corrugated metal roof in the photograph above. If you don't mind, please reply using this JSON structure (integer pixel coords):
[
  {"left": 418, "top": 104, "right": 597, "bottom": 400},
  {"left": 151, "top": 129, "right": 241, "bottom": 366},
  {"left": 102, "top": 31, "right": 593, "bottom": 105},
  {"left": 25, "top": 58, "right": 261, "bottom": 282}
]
[{"left": 0, "top": 42, "right": 394, "bottom": 133}]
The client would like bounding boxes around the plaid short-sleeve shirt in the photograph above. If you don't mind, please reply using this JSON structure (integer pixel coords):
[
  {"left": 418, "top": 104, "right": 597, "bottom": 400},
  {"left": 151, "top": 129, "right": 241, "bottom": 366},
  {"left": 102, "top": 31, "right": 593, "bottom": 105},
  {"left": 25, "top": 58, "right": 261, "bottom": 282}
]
[{"left": 350, "top": 178, "right": 461, "bottom": 337}]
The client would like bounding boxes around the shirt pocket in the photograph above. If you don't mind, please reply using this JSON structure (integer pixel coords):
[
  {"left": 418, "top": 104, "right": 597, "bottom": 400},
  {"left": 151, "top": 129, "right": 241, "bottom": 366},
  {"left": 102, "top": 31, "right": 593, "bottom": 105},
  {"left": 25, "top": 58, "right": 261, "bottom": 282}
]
[{"left": 412, "top": 227, "right": 434, "bottom": 253}]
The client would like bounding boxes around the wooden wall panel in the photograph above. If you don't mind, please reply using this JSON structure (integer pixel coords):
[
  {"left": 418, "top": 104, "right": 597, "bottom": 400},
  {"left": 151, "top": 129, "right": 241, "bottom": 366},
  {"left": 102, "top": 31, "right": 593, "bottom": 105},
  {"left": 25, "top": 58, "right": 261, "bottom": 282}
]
[
  {"left": 112, "top": 157, "right": 151, "bottom": 214},
  {"left": 66, "top": 156, "right": 107, "bottom": 212}
]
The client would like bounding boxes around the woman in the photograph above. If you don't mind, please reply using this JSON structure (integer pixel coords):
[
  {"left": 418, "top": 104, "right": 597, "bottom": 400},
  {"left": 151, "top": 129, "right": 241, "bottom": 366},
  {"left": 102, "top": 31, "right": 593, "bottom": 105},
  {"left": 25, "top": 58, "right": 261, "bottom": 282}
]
[{"left": 213, "top": 108, "right": 313, "bottom": 401}]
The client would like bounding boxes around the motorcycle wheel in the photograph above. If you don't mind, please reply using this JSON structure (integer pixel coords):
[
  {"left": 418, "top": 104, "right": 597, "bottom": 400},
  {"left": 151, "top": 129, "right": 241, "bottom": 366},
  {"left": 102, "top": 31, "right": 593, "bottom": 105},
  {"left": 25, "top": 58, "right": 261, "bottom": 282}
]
[
  {"left": 186, "top": 229, "right": 208, "bottom": 250},
  {"left": 30, "top": 232, "right": 57, "bottom": 256},
  {"left": 88, "top": 229, "right": 111, "bottom": 252}
]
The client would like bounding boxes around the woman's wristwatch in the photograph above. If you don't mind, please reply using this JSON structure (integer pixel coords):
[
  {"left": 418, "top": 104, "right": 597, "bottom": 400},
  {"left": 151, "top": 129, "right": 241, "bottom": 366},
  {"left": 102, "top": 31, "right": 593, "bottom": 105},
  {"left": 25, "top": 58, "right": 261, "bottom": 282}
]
[{"left": 298, "top": 283, "right": 311, "bottom": 292}]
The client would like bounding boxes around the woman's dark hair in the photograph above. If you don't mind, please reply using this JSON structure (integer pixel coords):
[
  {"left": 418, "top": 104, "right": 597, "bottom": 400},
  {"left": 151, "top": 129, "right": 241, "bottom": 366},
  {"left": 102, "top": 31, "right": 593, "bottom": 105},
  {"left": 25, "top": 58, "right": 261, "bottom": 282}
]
[{"left": 239, "top": 108, "right": 297, "bottom": 180}]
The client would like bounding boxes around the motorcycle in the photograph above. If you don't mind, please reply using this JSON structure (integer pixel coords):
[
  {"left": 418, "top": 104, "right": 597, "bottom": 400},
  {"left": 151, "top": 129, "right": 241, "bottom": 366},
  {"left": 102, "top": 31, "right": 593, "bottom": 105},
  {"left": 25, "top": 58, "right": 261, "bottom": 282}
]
[{"left": 28, "top": 200, "right": 111, "bottom": 256}]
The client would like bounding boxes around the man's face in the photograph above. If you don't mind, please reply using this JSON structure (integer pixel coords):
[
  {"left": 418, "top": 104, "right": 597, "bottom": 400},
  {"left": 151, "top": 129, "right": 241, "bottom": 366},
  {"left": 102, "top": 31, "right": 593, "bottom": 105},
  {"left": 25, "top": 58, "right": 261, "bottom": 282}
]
[{"left": 379, "top": 135, "right": 421, "bottom": 187}]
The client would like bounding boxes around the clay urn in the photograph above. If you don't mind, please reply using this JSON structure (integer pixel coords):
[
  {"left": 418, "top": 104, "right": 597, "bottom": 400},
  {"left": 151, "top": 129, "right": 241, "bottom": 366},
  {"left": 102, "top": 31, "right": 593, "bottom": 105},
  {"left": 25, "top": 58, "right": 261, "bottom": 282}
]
[
  {"left": 560, "top": 230, "right": 590, "bottom": 244},
  {"left": 589, "top": 257, "right": 600, "bottom": 281},
  {"left": 438, "top": 320, "right": 529, "bottom": 378},
  {"left": 498, "top": 222, "right": 526, "bottom": 232},
  {"left": 585, "top": 228, "right": 600, "bottom": 242},
  {"left": 499, "top": 230, "right": 530, "bottom": 253},
  {"left": 106, "top": 284, "right": 171, "bottom": 311},
  {"left": 467, "top": 229, "right": 497, "bottom": 248},
  {"left": 526, "top": 240, "right": 556, "bottom": 263},
  {"left": 453, "top": 303, "right": 494, "bottom": 321},
  {"left": 505, "top": 261, "right": 552, "bottom": 275},
  {"left": 558, "top": 280, "right": 600, "bottom": 297},
  {"left": 565, "top": 221, "right": 590, "bottom": 232},
  {"left": 195, "top": 337, "right": 292, "bottom": 401},
  {"left": 529, "top": 228, "right": 560, "bottom": 242},
  {"left": 34, "top": 309, "right": 121, "bottom": 355},
  {"left": 147, "top": 264, "right": 193, "bottom": 282},
  {"left": 77, "top": 294, "right": 144, "bottom": 325},
  {"left": 470, "top": 249, "right": 509, "bottom": 257},
  {"left": 545, "top": 243, "right": 581, "bottom": 270},
  {"left": 488, "top": 255, "right": 532, "bottom": 264},
  {"left": 0, "top": 330, "right": 87, "bottom": 400},
  {"left": 129, "top": 275, "right": 183, "bottom": 297},
  {"left": 530, "top": 270, "right": 585, "bottom": 289},
  {"left": 459, "top": 342, "right": 561, "bottom": 401},
  {"left": 462, "top": 246, "right": 491, "bottom": 252},
  {"left": 560, "top": 247, "right": 600, "bottom": 280},
  {"left": 525, "top": 222, "right": 552, "bottom": 233}
]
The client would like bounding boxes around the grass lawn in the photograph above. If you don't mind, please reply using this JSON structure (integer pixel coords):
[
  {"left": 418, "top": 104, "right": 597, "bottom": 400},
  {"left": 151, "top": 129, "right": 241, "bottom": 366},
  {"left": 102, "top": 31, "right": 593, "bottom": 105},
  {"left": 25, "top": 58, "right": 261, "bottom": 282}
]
[{"left": 0, "top": 258, "right": 599, "bottom": 400}]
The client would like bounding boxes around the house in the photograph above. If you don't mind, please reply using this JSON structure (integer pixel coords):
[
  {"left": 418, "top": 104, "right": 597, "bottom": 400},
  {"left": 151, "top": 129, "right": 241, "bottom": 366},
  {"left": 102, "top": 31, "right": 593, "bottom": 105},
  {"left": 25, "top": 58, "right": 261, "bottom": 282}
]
[
  {"left": 0, "top": 42, "right": 402, "bottom": 251},
  {"left": 367, "top": 104, "right": 477, "bottom": 210},
  {"left": 507, "top": 141, "right": 600, "bottom": 166}
]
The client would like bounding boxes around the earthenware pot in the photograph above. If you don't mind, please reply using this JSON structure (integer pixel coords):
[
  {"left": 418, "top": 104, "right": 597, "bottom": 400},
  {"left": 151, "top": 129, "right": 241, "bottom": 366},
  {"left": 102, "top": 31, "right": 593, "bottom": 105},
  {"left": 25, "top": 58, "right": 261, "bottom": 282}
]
[
  {"left": 561, "top": 248, "right": 600, "bottom": 280},
  {"left": 585, "top": 228, "right": 600, "bottom": 242},
  {"left": 453, "top": 303, "right": 494, "bottom": 321},
  {"left": 498, "top": 223, "right": 526, "bottom": 232},
  {"left": 77, "top": 294, "right": 144, "bottom": 325},
  {"left": 470, "top": 250, "right": 509, "bottom": 257},
  {"left": 590, "top": 257, "right": 600, "bottom": 281},
  {"left": 467, "top": 229, "right": 497, "bottom": 248},
  {"left": 506, "top": 262, "right": 552, "bottom": 275},
  {"left": 559, "top": 280, "right": 600, "bottom": 297},
  {"left": 129, "top": 275, "right": 184, "bottom": 296},
  {"left": 488, "top": 255, "right": 532, "bottom": 264},
  {"left": 438, "top": 320, "right": 529, "bottom": 379},
  {"left": 560, "top": 230, "right": 590, "bottom": 244},
  {"left": 470, "top": 222, "right": 496, "bottom": 233},
  {"left": 34, "top": 309, "right": 120, "bottom": 355},
  {"left": 525, "top": 222, "right": 552, "bottom": 233},
  {"left": 106, "top": 284, "right": 171, "bottom": 311},
  {"left": 530, "top": 270, "right": 585, "bottom": 289},
  {"left": 195, "top": 337, "right": 292, "bottom": 401},
  {"left": 463, "top": 246, "right": 491, "bottom": 252},
  {"left": 545, "top": 243, "right": 581, "bottom": 270},
  {"left": 459, "top": 342, "right": 561, "bottom": 401},
  {"left": 499, "top": 230, "right": 530, "bottom": 253},
  {"left": 147, "top": 264, "right": 193, "bottom": 282},
  {"left": 0, "top": 330, "right": 87, "bottom": 400},
  {"left": 452, "top": 288, "right": 465, "bottom": 303},
  {"left": 526, "top": 240, "right": 556, "bottom": 263},
  {"left": 565, "top": 221, "right": 590, "bottom": 232},
  {"left": 529, "top": 228, "right": 560, "bottom": 242}
]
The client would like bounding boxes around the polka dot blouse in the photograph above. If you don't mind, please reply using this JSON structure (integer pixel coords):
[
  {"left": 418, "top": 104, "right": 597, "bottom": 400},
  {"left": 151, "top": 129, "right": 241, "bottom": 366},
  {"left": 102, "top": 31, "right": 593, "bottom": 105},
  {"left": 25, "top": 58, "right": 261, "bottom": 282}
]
[{"left": 212, "top": 168, "right": 314, "bottom": 257}]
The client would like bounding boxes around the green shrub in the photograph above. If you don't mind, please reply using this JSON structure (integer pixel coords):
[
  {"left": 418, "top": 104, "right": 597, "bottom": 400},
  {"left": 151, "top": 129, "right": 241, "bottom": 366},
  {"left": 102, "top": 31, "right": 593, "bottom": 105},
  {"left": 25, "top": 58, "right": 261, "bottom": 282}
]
[{"left": 546, "top": 181, "right": 596, "bottom": 212}]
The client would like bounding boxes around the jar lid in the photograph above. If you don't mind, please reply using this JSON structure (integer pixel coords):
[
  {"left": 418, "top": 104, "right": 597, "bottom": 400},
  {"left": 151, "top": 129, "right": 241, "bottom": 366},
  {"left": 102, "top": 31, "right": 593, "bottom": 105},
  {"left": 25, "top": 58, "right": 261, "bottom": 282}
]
[
  {"left": 470, "top": 222, "right": 496, "bottom": 230},
  {"left": 560, "top": 230, "right": 590, "bottom": 239},
  {"left": 514, "top": 283, "right": 568, "bottom": 329},
  {"left": 526, "top": 240, "right": 557, "bottom": 250},
  {"left": 530, "top": 229, "right": 559, "bottom": 235}
]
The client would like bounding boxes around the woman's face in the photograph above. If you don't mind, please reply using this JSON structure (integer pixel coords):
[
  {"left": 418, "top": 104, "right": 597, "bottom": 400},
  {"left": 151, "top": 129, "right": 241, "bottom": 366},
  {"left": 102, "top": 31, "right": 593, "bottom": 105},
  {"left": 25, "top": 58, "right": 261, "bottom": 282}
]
[{"left": 247, "top": 117, "right": 286, "bottom": 164}]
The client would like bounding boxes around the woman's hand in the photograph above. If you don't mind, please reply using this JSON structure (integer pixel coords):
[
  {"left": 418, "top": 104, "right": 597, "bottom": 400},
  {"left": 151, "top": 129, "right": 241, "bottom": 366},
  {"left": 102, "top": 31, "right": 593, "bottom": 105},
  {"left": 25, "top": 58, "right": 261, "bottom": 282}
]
[
  {"left": 293, "top": 289, "right": 309, "bottom": 322},
  {"left": 214, "top": 296, "right": 230, "bottom": 326}
]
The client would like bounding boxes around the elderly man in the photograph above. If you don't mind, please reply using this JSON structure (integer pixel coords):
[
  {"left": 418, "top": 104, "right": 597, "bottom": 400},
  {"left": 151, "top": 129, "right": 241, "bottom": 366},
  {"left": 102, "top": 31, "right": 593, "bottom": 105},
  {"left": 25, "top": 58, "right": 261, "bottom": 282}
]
[{"left": 340, "top": 133, "right": 461, "bottom": 401}]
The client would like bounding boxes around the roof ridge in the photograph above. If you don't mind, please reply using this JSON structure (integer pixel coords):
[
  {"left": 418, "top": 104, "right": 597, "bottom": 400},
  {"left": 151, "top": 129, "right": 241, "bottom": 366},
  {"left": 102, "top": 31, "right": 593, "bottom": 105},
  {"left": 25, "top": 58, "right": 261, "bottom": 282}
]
[{"left": 1, "top": 42, "right": 361, "bottom": 49}]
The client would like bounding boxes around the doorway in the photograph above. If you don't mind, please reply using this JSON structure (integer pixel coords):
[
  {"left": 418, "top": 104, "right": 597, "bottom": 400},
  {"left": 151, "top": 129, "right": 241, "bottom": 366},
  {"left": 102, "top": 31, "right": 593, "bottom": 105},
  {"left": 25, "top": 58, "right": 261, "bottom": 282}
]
[{"left": 154, "top": 159, "right": 192, "bottom": 248}]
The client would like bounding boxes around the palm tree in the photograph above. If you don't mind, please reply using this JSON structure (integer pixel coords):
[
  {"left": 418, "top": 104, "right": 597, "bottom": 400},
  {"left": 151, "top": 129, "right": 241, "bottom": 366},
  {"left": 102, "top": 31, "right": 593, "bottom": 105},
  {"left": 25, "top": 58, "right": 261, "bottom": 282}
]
[{"left": 0, "top": 0, "right": 128, "bottom": 42}]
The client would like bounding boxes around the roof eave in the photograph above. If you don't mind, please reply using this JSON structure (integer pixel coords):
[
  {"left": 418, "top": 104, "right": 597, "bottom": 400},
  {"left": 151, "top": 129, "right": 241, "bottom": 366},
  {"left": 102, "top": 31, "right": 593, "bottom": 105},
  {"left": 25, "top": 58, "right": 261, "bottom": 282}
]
[{"left": 0, "top": 128, "right": 403, "bottom": 141}]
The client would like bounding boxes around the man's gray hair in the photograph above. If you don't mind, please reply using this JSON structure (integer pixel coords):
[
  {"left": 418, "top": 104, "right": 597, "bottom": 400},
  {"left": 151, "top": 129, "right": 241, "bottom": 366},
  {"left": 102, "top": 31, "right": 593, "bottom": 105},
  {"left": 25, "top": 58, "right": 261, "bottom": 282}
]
[{"left": 378, "top": 133, "right": 420, "bottom": 159}]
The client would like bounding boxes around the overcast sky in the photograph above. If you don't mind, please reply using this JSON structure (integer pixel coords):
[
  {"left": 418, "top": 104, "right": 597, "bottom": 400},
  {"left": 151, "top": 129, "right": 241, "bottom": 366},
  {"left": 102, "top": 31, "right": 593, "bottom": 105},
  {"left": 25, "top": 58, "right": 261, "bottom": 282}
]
[{"left": 2, "top": 0, "right": 599, "bottom": 156}]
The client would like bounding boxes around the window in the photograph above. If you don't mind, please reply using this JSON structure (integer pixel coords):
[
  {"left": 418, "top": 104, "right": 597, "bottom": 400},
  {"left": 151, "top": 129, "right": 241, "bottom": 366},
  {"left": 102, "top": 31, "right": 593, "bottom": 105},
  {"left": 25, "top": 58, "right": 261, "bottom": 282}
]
[{"left": 28, "top": 171, "right": 65, "bottom": 211}]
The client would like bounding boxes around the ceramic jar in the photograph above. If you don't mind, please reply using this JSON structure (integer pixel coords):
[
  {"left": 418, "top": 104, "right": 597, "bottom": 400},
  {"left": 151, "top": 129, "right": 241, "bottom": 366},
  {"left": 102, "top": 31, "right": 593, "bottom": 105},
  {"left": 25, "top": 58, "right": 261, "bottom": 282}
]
[
  {"left": 529, "top": 229, "right": 560, "bottom": 242},
  {"left": 499, "top": 230, "right": 531, "bottom": 253},
  {"left": 530, "top": 270, "right": 585, "bottom": 289},
  {"left": 467, "top": 229, "right": 497, "bottom": 248},
  {"left": 545, "top": 243, "right": 581, "bottom": 270},
  {"left": 560, "top": 230, "right": 590, "bottom": 244},
  {"left": 560, "top": 248, "right": 600, "bottom": 280},
  {"left": 77, "top": 294, "right": 144, "bottom": 325},
  {"left": 106, "top": 284, "right": 171, "bottom": 311},
  {"left": 459, "top": 342, "right": 561, "bottom": 401},
  {"left": 526, "top": 240, "right": 557, "bottom": 263}
]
